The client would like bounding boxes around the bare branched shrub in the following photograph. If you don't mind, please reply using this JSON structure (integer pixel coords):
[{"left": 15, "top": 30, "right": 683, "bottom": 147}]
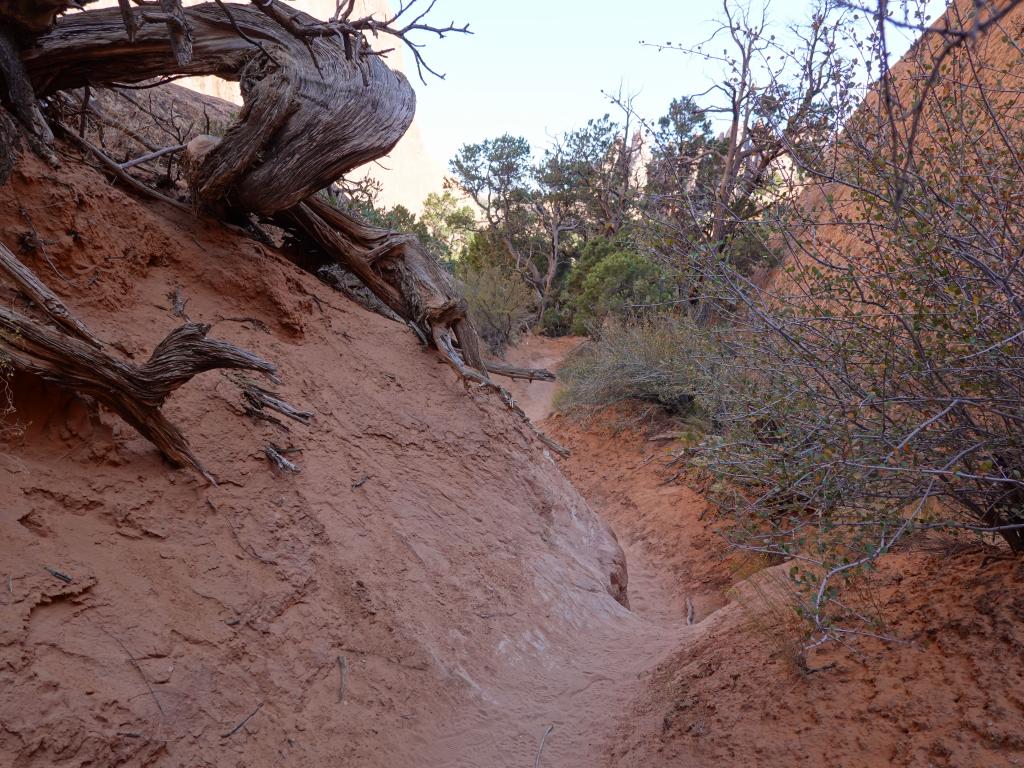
[
  {"left": 460, "top": 265, "right": 535, "bottom": 356},
  {"left": 677, "top": 0, "right": 1024, "bottom": 649},
  {"left": 0, "top": 358, "right": 21, "bottom": 440}
]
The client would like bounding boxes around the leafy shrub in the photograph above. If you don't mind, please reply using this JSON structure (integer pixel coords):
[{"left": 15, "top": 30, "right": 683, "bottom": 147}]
[
  {"left": 459, "top": 229, "right": 512, "bottom": 274},
  {"left": 569, "top": 249, "right": 674, "bottom": 335},
  {"left": 460, "top": 265, "right": 535, "bottom": 356},
  {"left": 544, "top": 237, "right": 677, "bottom": 336},
  {"left": 538, "top": 298, "right": 572, "bottom": 338}
]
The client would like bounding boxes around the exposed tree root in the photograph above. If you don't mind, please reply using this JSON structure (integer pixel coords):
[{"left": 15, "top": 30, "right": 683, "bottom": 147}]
[
  {"left": 317, "top": 263, "right": 406, "bottom": 324},
  {"left": 287, "top": 195, "right": 488, "bottom": 367},
  {"left": 265, "top": 444, "right": 300, "bottom": 473},
  {"left": 0, "top": 244, "right": 276, "bottom": 480},
  {"left": 282, "top": 197, "right": 565, "bottom": 451}
]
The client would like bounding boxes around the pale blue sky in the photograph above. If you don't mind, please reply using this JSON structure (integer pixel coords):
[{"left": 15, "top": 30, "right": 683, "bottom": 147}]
[{"left": 405, "top": 0, "right": 945, "bottom": 167}]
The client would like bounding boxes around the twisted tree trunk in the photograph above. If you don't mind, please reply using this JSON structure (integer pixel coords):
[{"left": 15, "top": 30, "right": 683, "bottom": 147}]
[
  {"left": 17, "top": 3, "right": 519, "bottom": 381},
  {"left": 22, "top": 2, "right": 416, "bottom": 214},
  {"left": 0, "top": 1, "right": 562, "bottom": 473}
]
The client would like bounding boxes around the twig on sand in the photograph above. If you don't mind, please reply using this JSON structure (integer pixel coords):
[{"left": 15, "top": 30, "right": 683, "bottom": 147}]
[
  {"left": 222, "top": 702, "right": 263, "bottom": 738},
  {"left": 337, "top": 654, "right": 349, "bottom": 703},
  {"left": 265, "top": 445, "right": 301, "bottom": 473},
  {"left": 534, "top": 724, "right": 554, "bottom": 768},
  {"left": 119, "top": 143, "right": 187, "bottom": 170},
  {"left": 686, "top": 597, "right": 695, "bottom": 626},
  {"left": 44, "top": 566, "right": 73, "bottom": 583}
]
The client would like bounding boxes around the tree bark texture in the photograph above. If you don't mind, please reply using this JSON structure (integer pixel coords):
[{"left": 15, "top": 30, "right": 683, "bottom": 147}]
[{"left": 22, "top": 2, "right": 416, "bottom": 215}]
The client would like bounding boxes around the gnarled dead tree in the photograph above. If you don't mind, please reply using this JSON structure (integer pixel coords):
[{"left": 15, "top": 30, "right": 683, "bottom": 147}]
[
  {"left": 10, "top": 1, "right": 551, "bottom": 385},
  {"left": 22, "top": 3, "right": 416, "bottom": 213},
  {"left": 0, "top": 0, "right": 561, "bottom": 471}
]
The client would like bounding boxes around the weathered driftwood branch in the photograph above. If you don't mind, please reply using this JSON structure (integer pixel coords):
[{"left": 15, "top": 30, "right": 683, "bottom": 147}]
[
  {"left": 0, "top": 308, "right": 276, "bottom": 479},
  {"left": 234, "top": 375, "right": 312, "bottom": 427},
  {"left": 0, "top": 240, "right": 101, "bottom": 347},
  {"left": 0, "top": 244, "right": 276, "bottom": 479},
  {"left": 483, "top": 360, "right": 556, "bottom": 382}
]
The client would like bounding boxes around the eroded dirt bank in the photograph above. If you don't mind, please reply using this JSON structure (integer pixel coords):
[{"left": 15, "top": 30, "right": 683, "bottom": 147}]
[
  {"left": 1, "top": 148, "right": 1023, "bottom": 767},
  {"left": 0, "top": 153, "right": 640, "bottom": 768},
  {"left": 512, "top": 335, "right": 1024, "bottom": 768}
]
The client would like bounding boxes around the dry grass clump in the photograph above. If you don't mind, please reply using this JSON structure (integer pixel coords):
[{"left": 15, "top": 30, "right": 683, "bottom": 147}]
[{"left": 556, "top": 318, "right": 705, "bottom": 415}]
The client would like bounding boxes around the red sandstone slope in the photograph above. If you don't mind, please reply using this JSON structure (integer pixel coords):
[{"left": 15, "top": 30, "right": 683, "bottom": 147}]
[
  {"left": 545, "top": 415, "right": 732, "bottom": 625},
  {"left": 0, "top": 152, "right": 635, "bottom": 767}
]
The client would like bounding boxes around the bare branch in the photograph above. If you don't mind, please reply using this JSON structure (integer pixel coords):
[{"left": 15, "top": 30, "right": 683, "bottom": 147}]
[{"left": 249, "top": 0, "right": 470, "bottom": 84}]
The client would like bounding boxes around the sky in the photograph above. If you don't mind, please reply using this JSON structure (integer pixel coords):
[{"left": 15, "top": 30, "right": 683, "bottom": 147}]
[{"left": 402, "top": 0, "right": 946, "bottom": 169}]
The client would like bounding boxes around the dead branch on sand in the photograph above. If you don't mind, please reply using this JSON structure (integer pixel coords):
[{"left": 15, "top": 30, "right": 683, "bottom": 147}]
[{"left": 0, "top": 240, "right": 276, "bottom": 479}]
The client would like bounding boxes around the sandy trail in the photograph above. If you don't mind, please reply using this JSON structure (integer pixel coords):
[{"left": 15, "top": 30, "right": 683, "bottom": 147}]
[
  {"left": 443, "top": 337, "right": 1024, "bottom": 768},
  {"left": 502, "top": 335, "right": 584, "bottom": 423},
  {"left": 469, "top": 337, "right": 725, "bottom": 766},
  {"left": 507, "top": 337, "right": 717, "bottom": 622}
]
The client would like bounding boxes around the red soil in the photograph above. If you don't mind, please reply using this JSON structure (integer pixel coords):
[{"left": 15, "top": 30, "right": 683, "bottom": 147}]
[
  {"left": 0, "top": 152, "right": 635, "bottom": 768},
  {"left": 1, "top": 139, "right": 1021, "bottom": 768},
  {"left": 617, "top": 550, "right": 1024, "bottom": 768}
]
